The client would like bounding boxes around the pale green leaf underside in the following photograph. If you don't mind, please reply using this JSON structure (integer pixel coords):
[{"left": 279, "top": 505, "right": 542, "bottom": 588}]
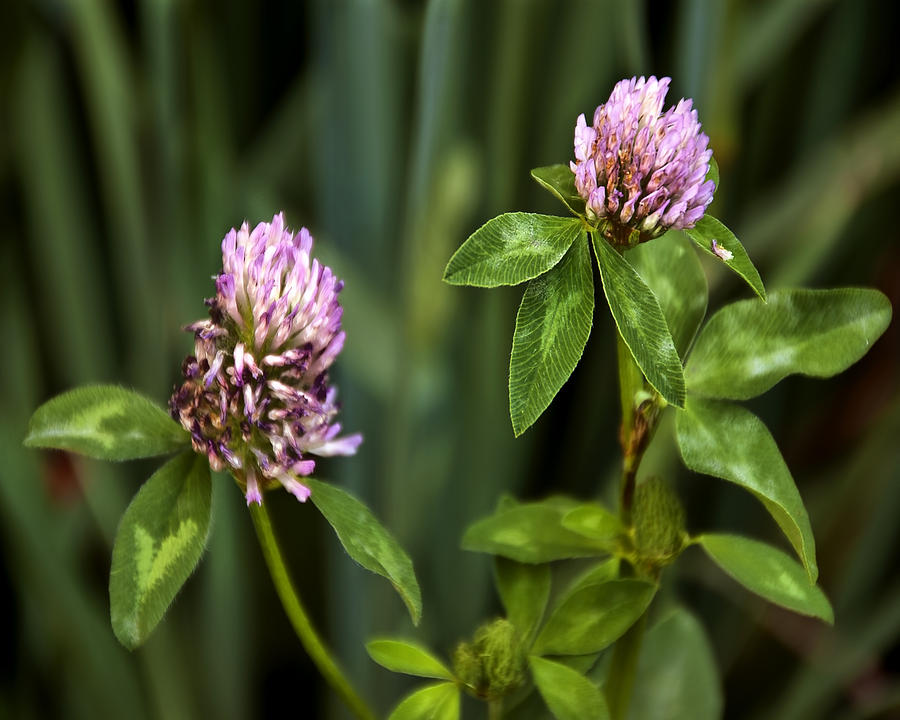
[
  {"left": 509, "top": 236, "right": 594, "bottom": 436},
  {"left": 676, "top": 397, "right": 817, "bottom": 582},
  {"left": 697, "top": 534, "right": 833, "bottom": 623},
  {"left": 530, "top": 164, "right": 586, "bottom": 217},
  {"left": 388, "top": 682, "right": 460, "bottom": 720},
  {"left": 25, "top": 384, "right": 189, "bottom": 460},
  {"left": 627, "top": 232, "right": 708, "bottom": 359},
  {"left": 110, "top": 451, "right": 211, "bottom": 649},
  {"left": 533, "top": 579, "right": 657, "bottom": 656},
  {"left": 529, "top": 655, "right": 610, "bottom": 720},
  {"left": 307, "top": 478, "right": 422, "bottom": 625},
  {"left": 628, "top": 608, "right": 722, "bottom": 720},
  {"left": 592, "top": 233, "right": 686, "bottom": 408},
  {"left": 683, "top": 215, "right": 766, "bottom": 300},
  {"left": 686, "top": 288, "right": 892, "bottom": 400},
  {"left": 366, "top": 639, "right": 454, "bottom": 680},
  {"left": 443, "top": 212, "right": 583, "bottom": 287},
  {"left": 494, "top": 558, "right": 551, "bottom": 647},
  {"left": 462, "top": 503, "right": 612, "bottom": 564}
]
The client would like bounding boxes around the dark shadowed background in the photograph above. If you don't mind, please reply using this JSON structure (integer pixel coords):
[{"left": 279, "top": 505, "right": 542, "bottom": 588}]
[{"left": 1, "top": 0, "right": 899, "bottom": 718}]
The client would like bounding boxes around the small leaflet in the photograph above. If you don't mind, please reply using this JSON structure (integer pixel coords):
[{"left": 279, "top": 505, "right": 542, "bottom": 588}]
[{"left": 711, "top": 239, "right": 733, "bottom": 262}]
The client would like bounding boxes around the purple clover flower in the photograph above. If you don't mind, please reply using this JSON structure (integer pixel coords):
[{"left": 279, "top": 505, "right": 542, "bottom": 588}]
[
  {"left": 170, "top": 213, "right": 361, "bottom": 505},
  {"left": 571, "top": 76, "right": 715, "bottom": 246}
]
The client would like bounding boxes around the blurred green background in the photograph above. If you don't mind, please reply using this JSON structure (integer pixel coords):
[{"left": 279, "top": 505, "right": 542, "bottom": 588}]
[{"left": 1, "top": 0, "right": 899, "bottom": 718}]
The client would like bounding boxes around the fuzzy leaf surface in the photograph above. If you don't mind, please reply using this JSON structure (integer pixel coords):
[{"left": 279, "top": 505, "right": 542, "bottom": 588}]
[
  {"left": 529, "top": 655, "right": 610, "bottom": 720},
  {"left": 676, "top": 397, "right": 817, "bottom": 581},
  {"left": 388, "top": 682, "right": 459, "bottom": 720},
  {"left": 683, "top": 215, "right": 766, "bottom": 300},
  {"left": 627, "top": 232, "right": 708, "bottom": 359},
  {"left": 627, "top": 609, "right": 722, "bottom": 720},
  {"left": 561, "top": 503, "right": 622, "bottom": 542},
  {"left": 110, "top": 451, "right": 211, "bottom": 649},
  {"left": 593, "top": 233, "right": 685, "bottom": 407},
  {"left": 533, "top": 579, "right": 656, "bottom": 656},
  {"left": 509, "top": 236, "right": 593, "bottom": 435},
  {"left": 308, "top": 478, "right": 422, "bottom": 625},
  {"left": 443, "top": 213, "right": 582, "bottom": 287},
  {"left": 530, "top": 164, "right": 586, "bottom": 217},
  {"left": 462, "top": 502, "right": 612, "bottom": 564},
  {"left": 686, "top": 288, "right": 892, "bottom": 399},
  {"left": 25, "top": 385, "right": 189, "bottom": 460},
  {"left": 367, "top": 639, "right": 453, "bottom": 680},
  {"left": 697, "top": 534, "right": 833, "bottom": 623},
  {"left": 494, "top": 558, "right": 551, "bottom": 647}
]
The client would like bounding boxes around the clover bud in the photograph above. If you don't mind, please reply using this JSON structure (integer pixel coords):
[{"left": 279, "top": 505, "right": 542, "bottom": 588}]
[
  {"left": 633, "top": 476, "right": 687, "bottom": 566},
  {"left": 453, "top": 618, "right": 527, "bottom": 700}
]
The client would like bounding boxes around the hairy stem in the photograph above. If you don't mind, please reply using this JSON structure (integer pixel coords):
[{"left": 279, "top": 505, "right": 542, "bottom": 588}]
[
  {"left": 611, "top": 327, "right": 658, "bottom": 717},
  {"left": 616, "top": 330, "right": 644, "bottom": 523},
  {"left": 249, "top": 503, "right": 375, "bottom": 720},
  {"left": 615, "top": 330, "right": 663, "bottom": 524}
]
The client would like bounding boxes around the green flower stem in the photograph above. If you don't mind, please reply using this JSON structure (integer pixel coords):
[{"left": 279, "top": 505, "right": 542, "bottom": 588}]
[
  {"left": 610, "top": 325, "right": 657, "bottom": 717},
  {"left": 488, "top": 698, "right": 504, "bottom": 720},
  {"left": 605, "top": 612, "right": 647, "bottom": 720},
  {"left": 615, "top": 329, "right": 663, "bottom": 524},
  {"left": 249, "top": 503, "right": 375, "bottom": 720},
  {"left": 616, "top": 330, "right": 644, "bottom": 523}
]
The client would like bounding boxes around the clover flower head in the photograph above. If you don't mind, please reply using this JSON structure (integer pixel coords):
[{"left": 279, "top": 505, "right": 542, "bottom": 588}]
[
  {"left": 170, "top": 213, "right": 361, "bottom": 505},
  {"left": 571, "top": 76, "right": 715, "bottom": 245}
]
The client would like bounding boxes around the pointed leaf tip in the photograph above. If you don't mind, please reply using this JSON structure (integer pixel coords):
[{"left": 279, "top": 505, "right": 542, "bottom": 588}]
[
  {"left": 443, "top": 213, "right": 582, "bottom": 288},
  {"left": 367, "top": 639, "right": 454, "bottom": 680},
  {"left": 684, "top": 215, "right": 766, "bottom": 301},
  {"left": 387, "top": 682, "right": 460, "bottom": 720},
  {"left": 676, "top": 398, "right": 818, "bottom": 582},
  {"left": 686, "top": 288, "right": 892, "bottom": 400},
  {"left": 592, "top": 233, "right": 686, "bottom": 408},
  {"left": 307, "top": 478, "right": 422, "bottom": 625},
  {"left": 698, "top": 534, "right": 833, "bottom": 623},
  {"left": 529, "top": 655, "right": 610, "bottom": 720},
  {"left": 25, "top": 385, "right": 189, "bottom": 460},
  {"left": 509, "top": 236, "right": 594, "bottom": 435},
  {"left": 110, "top": 452, "right": 212, "bottom": 648},
  {"left": 530, "top": 164, "right": 586, "bottom": 217}
]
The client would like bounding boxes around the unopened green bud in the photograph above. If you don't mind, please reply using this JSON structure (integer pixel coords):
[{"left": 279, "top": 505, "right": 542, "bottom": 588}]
[
  {"left": 475, "top": 618, "right": 527, "bottom": 697},
  {"left": 452, "top": 640, "right": 485, "bottom": 695},
  {"left": 452, "top": 619, "right": 527, "bottom": 699},
  {"left": 633, "top": 476, "right": 686, "bottom": 565}
]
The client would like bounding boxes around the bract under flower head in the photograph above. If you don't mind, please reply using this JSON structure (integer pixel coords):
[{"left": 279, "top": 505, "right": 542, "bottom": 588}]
[
  {"left": 571, "top": 76, "right": 715, "bottom": 246},
  {"left": 170, "top": 213, "right": 361, "bottom": 505}
]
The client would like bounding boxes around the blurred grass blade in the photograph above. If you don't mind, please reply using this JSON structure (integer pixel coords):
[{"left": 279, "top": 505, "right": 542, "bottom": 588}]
[
  {"left": 12, "top": 36, "right": 115, "bottom": 386},
  {"left": 63, "top": 0, "right": 160, "bottom": 388}
]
